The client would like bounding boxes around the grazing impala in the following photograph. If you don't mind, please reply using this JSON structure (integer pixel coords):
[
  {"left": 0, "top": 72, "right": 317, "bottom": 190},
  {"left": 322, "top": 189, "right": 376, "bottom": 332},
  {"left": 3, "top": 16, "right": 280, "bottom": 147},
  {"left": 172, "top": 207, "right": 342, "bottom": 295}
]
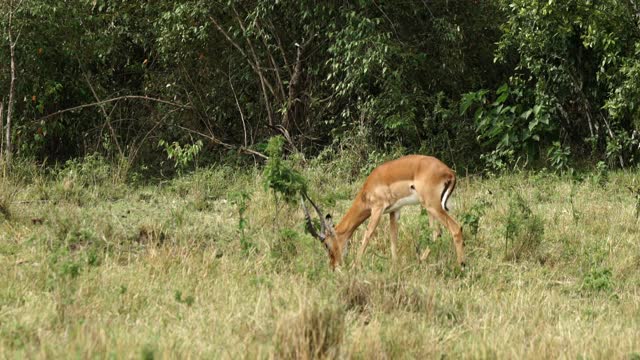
[{"left": 301, "top": 155, "right": 465, "bottom": 270}]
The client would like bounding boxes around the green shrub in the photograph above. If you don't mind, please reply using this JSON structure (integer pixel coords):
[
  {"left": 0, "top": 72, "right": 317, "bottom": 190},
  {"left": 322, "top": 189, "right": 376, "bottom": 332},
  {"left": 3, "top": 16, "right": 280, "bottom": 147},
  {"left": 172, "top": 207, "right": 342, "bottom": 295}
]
[
  {"left": 230, "top": 191, "right": 253, "bottom": 254},
  {"left": 502, "top": 193, "right": 545, "bottom": 262},
  {"left": 262, "top": 136, "right": 307, "bottom": 204},
  {"left": 592, "top": 161, "right": 609, "bottom": 188},
  {"left": 460, "top": 198, "right": 491, "bottom": 238},
  {"left": 581, "top": 267, "right": 614, "bottom": 293}
]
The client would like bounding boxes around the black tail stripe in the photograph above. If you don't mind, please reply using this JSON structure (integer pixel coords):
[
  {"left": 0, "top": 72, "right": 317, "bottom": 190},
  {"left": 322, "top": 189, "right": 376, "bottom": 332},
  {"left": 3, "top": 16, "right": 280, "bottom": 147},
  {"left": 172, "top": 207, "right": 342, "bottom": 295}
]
[{"left": 440, "top": 180, "right": 451, "bottom": 211}]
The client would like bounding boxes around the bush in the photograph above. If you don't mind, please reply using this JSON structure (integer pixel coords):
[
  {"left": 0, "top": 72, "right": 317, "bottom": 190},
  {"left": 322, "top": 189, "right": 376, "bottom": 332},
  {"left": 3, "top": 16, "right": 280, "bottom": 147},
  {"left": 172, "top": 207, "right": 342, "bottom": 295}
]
[
  {"left": 581, "top": 267, "right": 614, "bottom": 293},
  {"left": 502, "top": 193, "right": 545, "bottom": 262},
  {"left": 262, "top": 136, "right": 307, "bottom": 204}
]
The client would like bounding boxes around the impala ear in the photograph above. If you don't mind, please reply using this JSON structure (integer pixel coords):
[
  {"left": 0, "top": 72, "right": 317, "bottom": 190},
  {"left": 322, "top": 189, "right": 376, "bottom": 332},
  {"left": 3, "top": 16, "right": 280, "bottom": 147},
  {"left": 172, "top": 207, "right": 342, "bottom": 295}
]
[{"left": 325, "top": 214, "right": 333, "bottom": 227}]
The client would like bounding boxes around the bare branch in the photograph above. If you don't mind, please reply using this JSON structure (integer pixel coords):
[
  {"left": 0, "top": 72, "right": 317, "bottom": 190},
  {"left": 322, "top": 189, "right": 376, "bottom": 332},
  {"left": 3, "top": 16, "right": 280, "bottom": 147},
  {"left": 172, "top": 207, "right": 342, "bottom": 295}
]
[
  {"left": 231, "top": 6, "right": 277, "bottom": 125},
  {"left": 176, "top": 125, "right": 267, "bottom": 160},
  {"left": 227, "top": 62, "right": 248, "bottom": 148},
  {"left": 82, "top": 71, "right": 123, "bottom": 156},
  {"left": 266, "top": 18, "right": 292, "bottom": 78},
  {"left": 37, "top": 96, "right": 190, "bottom": 121},
  {"left": 254, "top": 19, "right": 287, "bottom": 102},
  {"left": 209, "top": 15, "right": 252, "bottom": 64}
]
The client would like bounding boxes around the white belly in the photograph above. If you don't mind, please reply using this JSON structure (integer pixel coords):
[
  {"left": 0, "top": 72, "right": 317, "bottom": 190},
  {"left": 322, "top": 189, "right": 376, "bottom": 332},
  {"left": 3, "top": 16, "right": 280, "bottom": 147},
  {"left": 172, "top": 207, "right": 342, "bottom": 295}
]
[{"left": 384, "top": 193, "right": 421, "bottom": 214}]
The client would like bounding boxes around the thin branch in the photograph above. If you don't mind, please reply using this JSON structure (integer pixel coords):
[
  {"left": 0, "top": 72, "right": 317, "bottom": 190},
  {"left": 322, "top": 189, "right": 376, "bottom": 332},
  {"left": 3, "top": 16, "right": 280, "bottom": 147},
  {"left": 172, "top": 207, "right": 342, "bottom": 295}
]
[
  {"left": 266, "top": 18, "right": 292, "bottom": 78},
  {"left": 209, "top": 12, "right": 276, "bottom": 97},
  {"left": 127, "top": 108, "right": 179, "bottom": 165},
  {"left": 37, "top": 96, "right": 190, "bottom": 121},
  {"left": 231, "top": 6, "right": 277, "bottom": 126},
  {"left": 209, "top": 15, "right": 251, "bottom": 64},
  {"left": 176, "top": 125, "right": 267, "bottom": 160},
  {"left": 228, "top": 62, "right": 248, "bottom": 148},
  {"left": 373, "top": 0, "right": 404, "bottom": 45},
  {"left": 179, "top": 64, "right": 210, "bottom": 121},
  {"left": 209, "top": 13, "right": 276, "bottom": 126},
  {"left": 254, "top": 19, "right": 287, "bottom": 102},
  {"left": 81, "top": 70, "right": 123, "bottom": 156}
]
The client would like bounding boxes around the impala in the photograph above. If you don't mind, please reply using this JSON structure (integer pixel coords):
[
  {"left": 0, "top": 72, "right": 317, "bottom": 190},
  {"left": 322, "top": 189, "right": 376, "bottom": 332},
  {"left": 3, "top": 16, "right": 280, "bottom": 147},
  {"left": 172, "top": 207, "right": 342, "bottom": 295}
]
[{"left": 301, "top": 155, "right": 465, "bottom": 270}]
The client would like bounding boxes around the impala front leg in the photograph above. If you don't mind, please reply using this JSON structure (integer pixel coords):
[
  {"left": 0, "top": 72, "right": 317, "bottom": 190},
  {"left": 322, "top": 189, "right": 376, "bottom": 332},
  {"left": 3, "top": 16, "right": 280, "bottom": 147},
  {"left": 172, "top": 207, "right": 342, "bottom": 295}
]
[
  {"left": 355, "top": 207, "right": 384, "bottom": 268},
  {"left": 389, "top": 211, "right": 399, "bottom": 263}
]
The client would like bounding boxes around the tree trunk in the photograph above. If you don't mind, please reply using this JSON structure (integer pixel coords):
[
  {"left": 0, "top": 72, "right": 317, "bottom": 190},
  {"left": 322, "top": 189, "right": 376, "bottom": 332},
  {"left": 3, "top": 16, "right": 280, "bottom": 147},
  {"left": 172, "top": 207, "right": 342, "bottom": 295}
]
[
  {"left": 6, "top": 1, "right": 17, "bottom": 167},
  {"left": 283, "top": 38, "right": 313, "bottom": 135},
  {"left": 0, "top": 102, "right": 4, "bottom": 161}
]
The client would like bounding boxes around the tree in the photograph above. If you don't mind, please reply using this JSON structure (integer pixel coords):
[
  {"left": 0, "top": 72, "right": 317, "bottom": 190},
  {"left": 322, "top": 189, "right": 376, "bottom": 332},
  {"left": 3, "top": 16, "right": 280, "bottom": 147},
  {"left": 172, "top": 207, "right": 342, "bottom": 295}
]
[{"left": 2, "top": 0, "right": 23, "bottom": 169}]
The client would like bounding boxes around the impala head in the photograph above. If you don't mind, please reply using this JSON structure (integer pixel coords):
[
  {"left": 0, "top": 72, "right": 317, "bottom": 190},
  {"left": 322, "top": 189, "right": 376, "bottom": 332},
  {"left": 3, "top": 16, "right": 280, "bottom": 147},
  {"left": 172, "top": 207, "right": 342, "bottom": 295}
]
[{"left": 300, "top": 193, "right": 344, "bottom": 269}]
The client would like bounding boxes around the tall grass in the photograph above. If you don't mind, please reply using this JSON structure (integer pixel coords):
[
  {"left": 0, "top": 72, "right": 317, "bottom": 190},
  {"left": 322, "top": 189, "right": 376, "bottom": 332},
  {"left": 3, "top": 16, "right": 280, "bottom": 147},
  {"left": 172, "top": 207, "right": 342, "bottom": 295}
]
[{"left": 1, "top": 157, "right": 639, "bottom": 358}]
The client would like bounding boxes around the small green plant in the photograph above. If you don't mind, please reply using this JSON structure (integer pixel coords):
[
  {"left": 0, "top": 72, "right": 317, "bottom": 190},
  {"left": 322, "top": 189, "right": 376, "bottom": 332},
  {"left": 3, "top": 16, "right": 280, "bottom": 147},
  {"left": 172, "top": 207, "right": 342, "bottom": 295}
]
[
  {"left": 503, "top": 193, "right": 545, "bottom": 261},
  {"left": 86, "top": 249, "right": 100, "bottom": 267},
  {"left": 479, "top": 148, "right": 516, "bottom": 175},
  {"left": 593, "top": 161, "right": 609, "bottom": 187},
  {"left": 230, "top": 191, "right": 253, "bottom": 253},
  {"left": 569, "top": 179, "right": 581, "bottom": 222},
  {"left": 581, "top": 267, "right": 614, "bottom": 293},
  {"left": 141, "top": 344, "right": 156, "bottom": 360},
  {"left": 174, "top": 290, "right": 195, "bottom": 306},
  {"left": 60, "top": 260, "right": 81, "bottom": 278},
  {"left": 460, "top": 198, "right": 491, "bottom": 238},
  {"left": 158, "top": 139, "right": 203, "bottom": 173},
  {"left": 262, "top": 136, "right": 307, "bottom": 204},
  {"left": 547, "top": 141, "right": 571, "bottom": 173}
]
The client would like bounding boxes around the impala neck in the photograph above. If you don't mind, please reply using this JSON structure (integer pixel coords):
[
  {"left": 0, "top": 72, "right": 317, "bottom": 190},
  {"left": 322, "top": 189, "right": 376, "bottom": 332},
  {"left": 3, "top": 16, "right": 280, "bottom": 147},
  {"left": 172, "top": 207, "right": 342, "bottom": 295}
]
[{"left": 335, "top": 194, "right": 370, "bottom": 241}]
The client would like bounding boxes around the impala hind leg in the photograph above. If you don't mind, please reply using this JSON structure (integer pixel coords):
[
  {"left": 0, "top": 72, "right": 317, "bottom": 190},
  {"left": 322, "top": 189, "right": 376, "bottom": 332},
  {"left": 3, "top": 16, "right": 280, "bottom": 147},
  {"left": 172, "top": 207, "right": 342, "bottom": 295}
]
[
  {"left": 415, "top": 184, "right": 465, "bottom": 268},
  {"left": 426, "top": 207, "right": 465, "bottom": 268},
  {"left": 354, "top": 207, "right": 384, "bottom": 268},
  {"left": 419, "top": 215, "right": 441, "bottom": 261},
  {"left": 429, "top": 216, "right": 442, "bottom": 241}
]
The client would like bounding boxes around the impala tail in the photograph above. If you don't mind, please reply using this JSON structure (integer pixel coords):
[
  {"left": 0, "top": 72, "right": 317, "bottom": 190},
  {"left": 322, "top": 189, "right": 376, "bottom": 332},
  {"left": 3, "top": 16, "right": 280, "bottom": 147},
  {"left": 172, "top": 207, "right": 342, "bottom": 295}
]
[{"left": 440, "top": 174, "right": 456, "bottom": 212}]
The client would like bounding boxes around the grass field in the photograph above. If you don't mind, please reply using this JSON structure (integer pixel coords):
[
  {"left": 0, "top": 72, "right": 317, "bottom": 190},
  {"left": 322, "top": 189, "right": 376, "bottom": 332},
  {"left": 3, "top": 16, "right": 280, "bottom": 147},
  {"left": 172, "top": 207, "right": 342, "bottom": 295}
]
[{"left": 1, "top": 158, "right": 639, "bottom": 359}]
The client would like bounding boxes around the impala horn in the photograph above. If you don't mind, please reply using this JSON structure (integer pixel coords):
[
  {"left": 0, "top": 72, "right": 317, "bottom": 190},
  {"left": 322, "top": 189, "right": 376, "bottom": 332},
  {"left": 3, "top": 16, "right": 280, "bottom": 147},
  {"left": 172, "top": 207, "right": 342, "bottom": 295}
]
[{"left": 301, "top": 192, "right": 326, "bottom": 242}]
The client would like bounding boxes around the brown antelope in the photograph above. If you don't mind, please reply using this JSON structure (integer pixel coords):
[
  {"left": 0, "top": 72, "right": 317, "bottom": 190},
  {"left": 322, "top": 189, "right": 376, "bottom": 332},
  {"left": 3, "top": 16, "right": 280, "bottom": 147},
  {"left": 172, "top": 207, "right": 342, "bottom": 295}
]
[{"left": 301, "top": 155, "right": 465, "bottom": 270}]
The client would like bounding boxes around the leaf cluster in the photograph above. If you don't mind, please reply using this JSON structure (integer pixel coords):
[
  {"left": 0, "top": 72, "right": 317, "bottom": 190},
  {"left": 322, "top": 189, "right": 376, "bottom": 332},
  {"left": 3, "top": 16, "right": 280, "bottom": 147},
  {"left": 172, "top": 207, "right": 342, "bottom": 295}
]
[{"left": 262, "top": 136, "right": 307, "bottom": 204}]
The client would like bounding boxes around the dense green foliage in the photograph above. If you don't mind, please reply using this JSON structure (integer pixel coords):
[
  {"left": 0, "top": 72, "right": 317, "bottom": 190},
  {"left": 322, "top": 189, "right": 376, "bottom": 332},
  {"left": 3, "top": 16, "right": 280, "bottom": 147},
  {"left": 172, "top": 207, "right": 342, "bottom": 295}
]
[{"left": 1, "top": 0, "right": 639, "bottom": 172}]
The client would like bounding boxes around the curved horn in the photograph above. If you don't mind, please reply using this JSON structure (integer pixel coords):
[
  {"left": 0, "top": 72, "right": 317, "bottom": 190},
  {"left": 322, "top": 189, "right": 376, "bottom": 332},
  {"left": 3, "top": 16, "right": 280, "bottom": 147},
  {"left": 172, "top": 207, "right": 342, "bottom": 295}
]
[
  {"left": 303, "top": 192, "right": 326, "bottom": 237},
  {"left": 301, "top": 194, "right": 325, "bottom": 241}
]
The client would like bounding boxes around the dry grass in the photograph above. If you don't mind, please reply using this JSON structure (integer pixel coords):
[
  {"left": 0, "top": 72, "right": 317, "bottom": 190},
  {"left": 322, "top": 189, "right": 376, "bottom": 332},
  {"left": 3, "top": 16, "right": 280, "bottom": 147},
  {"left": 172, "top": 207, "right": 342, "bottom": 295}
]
[{"left": 1, "top": 162, "right": 640, "bottom": 358}]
